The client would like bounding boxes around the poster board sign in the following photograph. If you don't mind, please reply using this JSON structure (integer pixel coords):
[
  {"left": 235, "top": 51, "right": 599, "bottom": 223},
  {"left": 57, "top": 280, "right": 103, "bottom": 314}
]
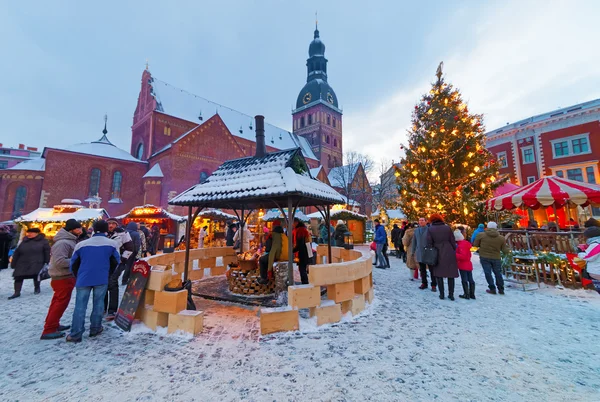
[{"left": 115, "top": 260, "right": 150, "bottom": 331}]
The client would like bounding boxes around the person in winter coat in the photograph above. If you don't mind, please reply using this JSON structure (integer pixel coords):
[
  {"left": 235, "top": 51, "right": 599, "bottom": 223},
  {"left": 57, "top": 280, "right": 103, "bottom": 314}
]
[
  {"left": 41, "top": 219, "right": 83, "bottom": 339},
  {"left": 319, "top": 220, "right": 334, "bottom": 245},
  {"left": 454, "top": 229, "right": 475, "bottom": 300},
  {"left": 258, "top": 223, "right": 285, "bottom": 284},
  {"left": 473, "top": 221, "right": 508, "bottom": 295},
  {"left": 584, "top": 218, "right": 600, "bottom": 228},
  {"left": 391, "top": 224, "right": 402, "bottom": 259},
  {"left": 8, "top": 228, "right": 50, "bottom": 299},
  {"left": 426, "top": 214, "right": 459, "bottom": 300},
  {"left": 198, "top": 226, "right": 208, "bottom": 249},
  {"left": 373, "top": 219, "right": 389, "bottom": 268},
  {"left": 470, "top": 223, "right": 485, "bottom": 244},
  {"left": 333, "top": 220, "right": 348, "bottom": 247},
  {"left": 402, "top": 223, "right": 418, "bottom": 278},
  {"left": 292, "top": 218, "right": 311, "bottom": 284},
  {"left": 149, "top": 225, "right": 160, "bottom": 255},
  {"left": 578, "top": 226, "right": 600, "bottom": 294},
  {"left": 413, "top": 217, "right": 436, "bottom": 291},
  {"left": 122, "top": 221, "right": 142, "bottom": 285},
  {"left": 67, "top": 220, "right": 120, "bottom": 342},
  {"left": 139, "top": 222, "right": 151, "bottom": 253},
  {"left": 137, "top": 226, "right": 147, "bottom": 258},
  {"left": 225, "top": 223, "right": 236, "bottom": 247},
  {"left": 105, "top": 219, "right": 134, "bottom": 319},
  {"left": 233, "top": 224, "right": 253, "bottom": 253},
  {"left": 0, "top": 225, "right": 13, "bottom": 270}
]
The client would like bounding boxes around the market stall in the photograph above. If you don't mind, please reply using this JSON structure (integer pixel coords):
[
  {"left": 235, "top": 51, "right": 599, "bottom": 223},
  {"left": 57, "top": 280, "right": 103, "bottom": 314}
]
[
  {"left": 15, "top": 199, "right": 108, "bottom": 242},
  {"left": 194, "top": 209, "right": 238, "bottom": 248},
  {"left": 308, "top": 208, "right": 367, "bottom": 244},
  {"left": 117, "top": 205, "right": 185, "bottom": 251}
]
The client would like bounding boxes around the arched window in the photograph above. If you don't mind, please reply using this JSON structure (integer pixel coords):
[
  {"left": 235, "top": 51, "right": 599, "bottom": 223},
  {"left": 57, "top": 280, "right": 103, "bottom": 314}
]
[
  {"left": 327, "top": 115, "right": 331, "bottom": 125},
  {"left": 333, "top": 138, "right": 338, "bottom": 148},
  {"left": 12, "top": 186, "right": 27, "bottom": 218},
  {"left": 136, "top": 143, "right": 144, "bottom": 159},
  {"left": 300, "top": 117, "right": 305, "bottom": 128},
  {"left": 333, "top": 118, "right": 336, "bottom": 128},
  {"left": 200, "top": 171, "right": 209, "bottom": 184},
  {"left": 111, "top": 171, "right": 122, "bottom": 199},
  {"left": 308, "top": 114, "right": 313, "bottom": 125},
  {"left": 333, "top": 156, "right": 338, "bottom": 166},
  {"left": 89, "top": 168, "right": 101, "bottom": 197},
  {"left": 326, "top": 136, "right": 330, "bottom": 144}
]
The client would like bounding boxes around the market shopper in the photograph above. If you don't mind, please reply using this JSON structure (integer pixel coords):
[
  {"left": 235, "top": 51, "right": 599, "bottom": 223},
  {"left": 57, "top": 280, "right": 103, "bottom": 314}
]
[
  {"left": 122, "top": 222, "right": 142, "bottom": 284},
  {"left": 149, "top": 225, "right": 160, "bottom": 255},
  {"left": 258, "top": 222, "right": 284, "bottom": 284},
  {"left": 454, "top": 229, "right": 475, "bottom": 300},
  {"left": 40, "top": 219, "right": 82, "bottom": 339},
  {"left": 8, "top": 228, "right": 50, "bottom": 299},
  {"left": 105, "top": 219, "right": 133, "bottom": 319},
  {"left": 578, "top": 226, "right": 600, "bottom": 294},
  {"left": 427, "top": 214, "right": 459, "bottom": 300},
  {"left": 391, "top": 223, "right": 402, "bottom": 259},
  {"left": 470, "top": 223, "right": 485, "bottom": 243},
  {"left": 0, "top": 225, "right": 13, "bottom": 270},
  {"left": 225, "top": 223, "right": 236, "bottom": 247},
  {"left": 233, "top": 224, "right": 253, "bottom": 252},
  {"left": 333, "top": 220, "right": 348, "bottom": 247},
  {"left": 402, "top": 223, "right": 418, "bottom": 279},
  {"left": 198, "top": 226, "right": 208, "bottom": 249},
  {"left": 292, "top": 218, "right": 311, "bottom": 284},
  {"left": 413, "top": 217, "right": 436, "bottom": 291},
  {"left": 473, "top": 221, "right": 508, "bottom": 295},
  {"left": 374, "top": 219, "right": 389, "bottom": 269},
  {"left": 139, "top": 222, "right": 151, "bottom": 253},
  {"left": 67, "top": 220, "right": 120, "bottom": 343}
]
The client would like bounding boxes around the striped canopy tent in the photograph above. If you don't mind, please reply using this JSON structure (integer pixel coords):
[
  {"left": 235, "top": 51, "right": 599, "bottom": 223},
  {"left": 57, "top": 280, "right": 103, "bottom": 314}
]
[{"left": 486, "top": 176, "right": 600, "bottom": 211}]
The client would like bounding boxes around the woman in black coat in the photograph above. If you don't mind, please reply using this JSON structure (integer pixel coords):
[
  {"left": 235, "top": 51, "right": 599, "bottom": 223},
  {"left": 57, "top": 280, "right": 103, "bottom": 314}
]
[
  {"left": 0, "top": 226, "right": 13, "bottom": 270},
  {"left": 9, "top": 228, "right": 50, "bottom": 299},
  {"left": 426, "top": 214, "right": 459, "bottom": 300}
]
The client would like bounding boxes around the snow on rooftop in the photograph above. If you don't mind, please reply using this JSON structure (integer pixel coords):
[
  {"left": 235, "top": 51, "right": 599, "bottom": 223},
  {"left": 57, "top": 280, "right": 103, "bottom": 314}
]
[
  {"left": 57, "top": 137, "right": 144, "bottom": 163},
  {"left": 170, "top": 149, "right": 344, "bottom": 205},
  {"left": 7, "top": 158, "right": 46, "bottom": 171},
  {"left": 309, "top": 166, "right": 323, "bottom": 178},
  {"left": 261, "top": 209, "right": 309, "bottom": 222},
  {"left": 149, "top": 77, "right": 317, "bottom": 160},
  {"left": 143, "top": 163, "right": 164, "bottom": 178},
  {"left": 15, "top": 207, "right": 108, "bottom": 223}
]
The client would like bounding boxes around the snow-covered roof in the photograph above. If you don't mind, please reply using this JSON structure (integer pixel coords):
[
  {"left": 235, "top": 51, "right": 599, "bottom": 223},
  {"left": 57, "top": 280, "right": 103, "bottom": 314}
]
[
  {"left": 310, "top": 166, "right": 323, "bottom": 178},
  {"left": 15, "top": 207, "right": 108, "bottom": 223},
  {"left": 47, "top": 134, "right": 145, "bottom": 164},
  {"left": 143, "top": 163, "right": 164, "bottom": 178},
  {"left": 169, "top": 148, "right": 345, "bottom": 207},
  {"left": 372, "top": 208, "right": 405, "bottom": 220},
  {"left": 328, "top": 163, "right": 360, "bottom": 188},
  {"left": 261, "top": 209, "right": 309, "bottom": 222},
  {"left": 149, "top": 77, "right": 317, "bottom": 161},
  {"left": 197, "top": 209, "right": 237, "bottom": 221},
  {"left": 115, "top": 204, "right": 185, "bottom": 221},
  {"left": 7, "top": 158, "right": 46, "bottom": 171},
  {"left": 307, "top": 208, "right": 367, "bottom": 220}
]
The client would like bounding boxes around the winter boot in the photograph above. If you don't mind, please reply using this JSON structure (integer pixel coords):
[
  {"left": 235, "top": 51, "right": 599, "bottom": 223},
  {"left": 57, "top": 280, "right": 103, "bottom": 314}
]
[
  {"left": 448, "top": 279, "right": 455, "bottom": 301},
  {"left": 419, "top": 283, "right": 428, "bottom": 290},
  {"left": 8, "top": 280, "right": 23, "bottom": 299},
  {"left": 469, "top": 283, "right": 476, "bottom": 300},
  {"left": 486, "top": 287, "right": 497, "bottom": 295},
  {"left": 459, "top": 282, "right": 470, "bottom": 299},
  {"left": 498, "top": 287, "right": 505, "bottom": 295},
  {"left": 437, "top": 280, "right": 445, "bottom": 300},
  {"left": 34, "top": 286, "right": 41, "bottom": 294}
]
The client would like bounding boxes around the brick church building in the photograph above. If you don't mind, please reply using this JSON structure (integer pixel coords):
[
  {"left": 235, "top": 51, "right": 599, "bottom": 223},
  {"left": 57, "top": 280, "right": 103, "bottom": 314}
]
[{"left": 0, "top": 25, "right": 370, "bottom": 221}]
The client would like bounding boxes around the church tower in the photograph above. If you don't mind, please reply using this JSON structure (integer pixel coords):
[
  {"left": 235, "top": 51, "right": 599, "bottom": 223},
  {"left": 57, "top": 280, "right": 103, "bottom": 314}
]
[{"left": 292, "top": 24, "right": 343, "bottom": 171}]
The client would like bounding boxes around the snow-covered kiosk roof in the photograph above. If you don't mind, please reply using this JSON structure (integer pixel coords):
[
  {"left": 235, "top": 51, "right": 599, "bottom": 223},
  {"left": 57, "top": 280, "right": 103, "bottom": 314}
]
[
  {"left": 15, "top": 205, "right": 108, "bottom": 224},
  {"left": 116, "top": 205, "right": 185, "bottom": 222},
  {"left": 169, "top": 148, "right": 344, "bottom": 210},
  {"left": 261, "top": 209, "right": 309, "bottom": 222}
]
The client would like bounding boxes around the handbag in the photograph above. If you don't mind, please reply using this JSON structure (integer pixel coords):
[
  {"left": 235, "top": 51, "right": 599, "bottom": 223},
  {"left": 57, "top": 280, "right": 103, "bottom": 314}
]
[
  {"left": 422, "top": 245, "right": 438, "bottom": 267},
  {"left": 233, "top": 239, "right": 241, "bottom": 250},
  {"left": 305, "top": 242, "right": 314, "bottom": 258},
  {"left": 38, "top": 263, "right": 50, "bottom": 281}
]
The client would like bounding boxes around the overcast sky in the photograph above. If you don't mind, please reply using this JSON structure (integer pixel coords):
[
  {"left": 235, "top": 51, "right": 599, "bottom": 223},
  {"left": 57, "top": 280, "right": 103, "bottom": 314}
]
[{"left": 1, "top": 0, "right": 599, "bottom": 165}]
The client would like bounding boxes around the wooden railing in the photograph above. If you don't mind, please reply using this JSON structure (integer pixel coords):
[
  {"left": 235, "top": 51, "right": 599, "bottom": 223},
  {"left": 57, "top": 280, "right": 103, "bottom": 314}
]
[{"left": 498, "top": 230, "right": 585, "bottom": 254}]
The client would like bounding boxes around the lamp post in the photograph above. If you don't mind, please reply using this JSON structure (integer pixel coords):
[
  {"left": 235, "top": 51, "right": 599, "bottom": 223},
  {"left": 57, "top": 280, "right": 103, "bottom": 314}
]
[{"left": 163, "top": 234, "right": 175, "bottom": 253}]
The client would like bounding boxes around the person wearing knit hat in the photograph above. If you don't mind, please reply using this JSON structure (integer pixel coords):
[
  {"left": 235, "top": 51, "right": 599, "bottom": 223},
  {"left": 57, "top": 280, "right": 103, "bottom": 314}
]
[
  {"left": 334, "top": 219, "right": 349, "bottom": 248},
  {"left": 40, "top": 219, "right": 84, "bottom": 339},
  {"left": 454, "top": 229, "right": 475, "bottom": 300},
  {"left": 584, "top": 218, "right": 600, "bottom": 228},
  {"left": 473, "top": 221, "right": 508, "bottom": 295},
  {"left": 578, "top": 226, "right": 600, "bottom": 294},
  {"left": 9, "top": 226, "right": 50, "bottom": 300}
]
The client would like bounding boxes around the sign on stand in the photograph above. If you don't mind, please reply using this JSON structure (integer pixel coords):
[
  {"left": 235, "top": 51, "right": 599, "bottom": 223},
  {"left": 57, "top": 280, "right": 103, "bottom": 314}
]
[{"left": 115, "top": 260, "right": 151, "bottom": 331}]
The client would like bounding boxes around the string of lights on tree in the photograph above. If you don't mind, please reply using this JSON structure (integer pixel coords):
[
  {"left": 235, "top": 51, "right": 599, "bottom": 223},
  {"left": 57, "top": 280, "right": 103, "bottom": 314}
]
[{"left": 395, "top": 62, "right": 506, "bottom": 226}]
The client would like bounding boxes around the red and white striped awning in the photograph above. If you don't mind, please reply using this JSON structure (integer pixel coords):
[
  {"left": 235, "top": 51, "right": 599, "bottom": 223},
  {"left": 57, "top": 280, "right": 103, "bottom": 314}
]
[{"left": 486, "top": 176, "right": 600, "bottom": 211}]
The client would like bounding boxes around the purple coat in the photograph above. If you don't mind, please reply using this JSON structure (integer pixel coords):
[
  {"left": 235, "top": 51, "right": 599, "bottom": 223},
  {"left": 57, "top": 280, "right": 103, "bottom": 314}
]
[{"left": 426, "top": 221, "right": 459, "bottom": 278}]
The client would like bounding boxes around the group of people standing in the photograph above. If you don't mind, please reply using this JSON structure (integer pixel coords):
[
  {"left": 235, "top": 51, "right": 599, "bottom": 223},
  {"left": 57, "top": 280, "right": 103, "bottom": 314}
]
[{"left": 384, "top": 215, "right": 509, "bottom": 300}]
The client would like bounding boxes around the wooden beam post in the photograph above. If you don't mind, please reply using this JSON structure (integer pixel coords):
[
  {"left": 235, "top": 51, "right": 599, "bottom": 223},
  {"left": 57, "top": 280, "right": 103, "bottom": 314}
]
[
  {"left": 326, "top": 205, "right": 332, "bottom": 264},
  {"left": 287, "top": 197, "right": 294, "bottom": 286}
]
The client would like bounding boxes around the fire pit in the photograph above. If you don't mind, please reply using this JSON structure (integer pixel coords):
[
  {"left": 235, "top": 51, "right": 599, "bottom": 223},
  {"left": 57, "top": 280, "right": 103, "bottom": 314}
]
[{"left": 227, "top": 250, "right": 275, "bottom": 295}]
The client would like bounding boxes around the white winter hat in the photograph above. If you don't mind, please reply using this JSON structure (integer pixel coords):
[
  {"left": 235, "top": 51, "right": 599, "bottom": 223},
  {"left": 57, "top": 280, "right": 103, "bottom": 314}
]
[
  {"left": 453, "top": 229, "right": 464, "bottom": 241},
  {"left": 487, "top": 221, "right": 498, "bottom": 229},
  {"left": 336, "top": 220, "right": 345, "bottom": 226}
]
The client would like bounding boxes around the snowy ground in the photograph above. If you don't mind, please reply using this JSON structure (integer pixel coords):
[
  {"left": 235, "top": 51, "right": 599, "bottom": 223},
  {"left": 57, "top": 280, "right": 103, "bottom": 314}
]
[{"left": 1, "top": 247, "right": 600, "bottom": 401}]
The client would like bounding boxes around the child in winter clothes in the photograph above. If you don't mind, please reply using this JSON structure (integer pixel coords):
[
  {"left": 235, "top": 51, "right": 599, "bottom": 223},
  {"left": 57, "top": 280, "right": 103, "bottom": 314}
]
[
  {"left": 454, "top": 229, "right": 475, "bottom": 300},
  {"left": 578, "top": 226, "right": 600, "bottom": 295}
]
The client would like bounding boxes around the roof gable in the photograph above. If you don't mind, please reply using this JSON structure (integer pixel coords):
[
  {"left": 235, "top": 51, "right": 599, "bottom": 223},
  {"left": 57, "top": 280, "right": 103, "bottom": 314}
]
[{"left": 143, "top": 163, "right": 164, "bottom": 178}]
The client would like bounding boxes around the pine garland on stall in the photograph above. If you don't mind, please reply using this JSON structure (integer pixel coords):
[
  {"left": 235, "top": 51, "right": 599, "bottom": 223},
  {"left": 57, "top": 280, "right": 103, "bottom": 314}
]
[{"left": 395, "top": 62, "right": 505, "bottom": 227}]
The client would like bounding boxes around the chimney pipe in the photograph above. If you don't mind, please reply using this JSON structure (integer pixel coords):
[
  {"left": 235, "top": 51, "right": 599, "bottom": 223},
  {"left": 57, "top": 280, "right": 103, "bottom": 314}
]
[
  {"left": 255, "top": 115, "right": 266, "bottom": 158},
  {"left": 18, "top": 144, "right": 25, "bottom": 150}
]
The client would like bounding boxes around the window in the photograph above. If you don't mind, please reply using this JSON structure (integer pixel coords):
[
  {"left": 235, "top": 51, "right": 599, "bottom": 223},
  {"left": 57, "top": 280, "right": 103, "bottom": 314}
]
[
  {"left": 163, "top": 125, "right": 171, "bottom": 136},
  {"left": 200, "top": 171, "right": 209, "bottom": 184},
  {"left": 333, "top": 156, "right": 338, "bottom": 166},
  {"left": 527, "top": 176, "right": 536, "bottom": 184},
  {"left": 567, "top": 168, "right": 584, "bottom": 182},
  {"left": 326, "top": 136, "right": 330, "bottom": 144},
  {"left": 0, "top": 161, "right": 7, "bottom": 169},
  {"left": 136, "top": 143, "right": 144, "bottom": 159},
  {"left": 111, "top": 171, "right": 122, "bottom": 199},
  {"left": 553, "top": 141, "right": 569, "bottom": 157},
  {"left": 327, "top": 115, "right": 331, "bottom": 125},
  {"left": 308, "top": 114, "right": 312, "bottom": 125},
  {"left": 333, "top": 138, "right": 338, "bottom": 148},
  {"left": 333, "top": 118, "right": 337, "bottom": 128},
  {"left": 12, "top": 186, "right": 27, "bottom": 218},
  {"left": 572, "top": 137, "right": 589, "bottom": 154},
  {"left": 0, "top": 150, "right": 10, "bottom": 155},
  {"left": 300, "top": 117, "right": 305, "bottom": 128},
  {"left": 89, "top": 168, "right": 101, "bottom": 196},
  {"left": 586, "top": 166, "right": 596, "bottom": 184},
  {"left": 551, "top": 134, "right": 591, "bottom": 158},
  {"left": 556, "top": 170, "right": 564, "bottom": 178},
  {"left": 497, "top": 152, "right": 508, "bottom": 168},
  {"left": 521, "top": 146, "right": 535, "bottom": 164}
]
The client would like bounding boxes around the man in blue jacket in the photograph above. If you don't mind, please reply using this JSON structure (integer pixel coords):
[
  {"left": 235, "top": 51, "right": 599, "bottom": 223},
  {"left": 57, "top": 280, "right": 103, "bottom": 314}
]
[
  {"left": 374, "top": 219, "right": 389, "bottom": 269},
  {"left": 471, "top": 223, "right": 485, "bottom": 244},
  {"left": 66, "top": 220, "right": 120, "bottom": 343}
]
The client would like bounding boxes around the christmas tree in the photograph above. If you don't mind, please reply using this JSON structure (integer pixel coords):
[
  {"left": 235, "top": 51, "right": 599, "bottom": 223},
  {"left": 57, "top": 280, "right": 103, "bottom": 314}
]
[{"left": 395, "top": 62, "right": 504, "bottom": 226}]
